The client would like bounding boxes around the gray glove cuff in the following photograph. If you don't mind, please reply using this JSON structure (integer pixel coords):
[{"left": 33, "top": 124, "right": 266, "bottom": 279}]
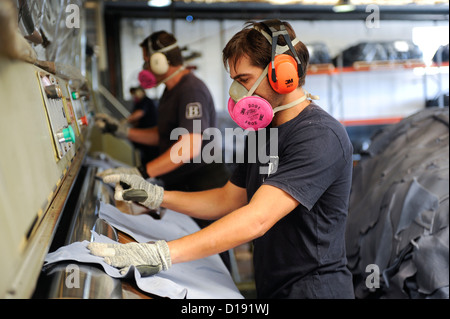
[
  {"left": 143, "top": 183, "right": 164, "bottom": 210},
  {"left": 155, "top": 240, "right": 172, "bottom": 270}
]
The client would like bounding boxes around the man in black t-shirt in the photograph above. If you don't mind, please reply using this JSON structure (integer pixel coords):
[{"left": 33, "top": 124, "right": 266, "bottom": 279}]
[
  {"left": 128, "top": 31, "right": 230, "bottom": 191},
  {"left": 230, "top": 104, "right": 354, "bottom": 298},
  {"left": 128, "top": 87, "right": 159, "bottom": 165},
  {"left": 91, "top": 20, "right": 355, "bottom": 299},
  {"left": 95, "top": 31, "right": 229, "bottom": 191},
  {"left": 154, "top": 71, "right": 226, "bottom": 192},
  {"left": 128, "top": 87, "right": 157, "bottom": 130}
]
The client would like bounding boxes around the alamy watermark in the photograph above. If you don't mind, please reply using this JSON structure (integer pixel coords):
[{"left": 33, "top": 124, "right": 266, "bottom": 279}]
[
  {"left": 366, "top": 4, "right": 381, "bottom": 29},
  {"left": 65, "top": 264, "right": 80, "bottom": 289},
  {"left": 65, "top": 4, "right": 80, "bottom": 29},
  {"left": 170, "top": 120, "right": 279, "bottom": 175},
  {"left": 365, "top": 264, "right": 380, "bottom": 289}
]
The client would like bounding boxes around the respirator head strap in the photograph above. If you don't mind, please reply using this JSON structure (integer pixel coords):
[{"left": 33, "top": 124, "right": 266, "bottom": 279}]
[
  {"left": 269, "top": 25, "right": 303, "bottom": 79},
  {"left": 248, "top": 65, "right": 269, "bottom": 97}
]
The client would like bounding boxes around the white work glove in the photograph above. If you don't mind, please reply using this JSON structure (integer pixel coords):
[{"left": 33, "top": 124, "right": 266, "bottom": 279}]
[
  {"left": 103, "top": 174, "right": 164, "bottom": 210},
  {"left": 87, "top": 241, "right": 171, "bottom": 276},
  {"left": 96, "top": 166, "right": 142, "bottom": 179},
  {"left": 94, "top": 113, "right": 129, "bottom": 139}
]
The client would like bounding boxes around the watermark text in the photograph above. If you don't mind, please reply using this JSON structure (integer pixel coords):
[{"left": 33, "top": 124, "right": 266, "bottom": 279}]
[
  {"left": 170, "top": 120, "right": 279, "bottom": 175},
  {"left": 65, "top": 4, "right": 80, "bottom": 29}
]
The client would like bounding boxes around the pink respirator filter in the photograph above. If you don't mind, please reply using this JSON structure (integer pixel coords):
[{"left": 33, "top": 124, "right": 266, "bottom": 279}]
[
  {"left": 138, "top": 70, "right": 157, "bottom": 89},
  {"left": 228, "top": 96, "right": 273, "bottom": 130}
]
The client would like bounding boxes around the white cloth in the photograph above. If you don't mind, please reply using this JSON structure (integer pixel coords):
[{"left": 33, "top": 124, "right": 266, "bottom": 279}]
[{"left": 44, "top": 203, "right": 243, "bottom": 299}]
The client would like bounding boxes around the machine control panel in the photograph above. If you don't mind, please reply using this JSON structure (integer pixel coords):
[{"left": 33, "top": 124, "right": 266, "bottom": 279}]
[
  {"left": 67, "top": 85, "right": 89, "bottom": 134},
  {"left": 37, "top": 71, "right": 81, "bottom": 161}
]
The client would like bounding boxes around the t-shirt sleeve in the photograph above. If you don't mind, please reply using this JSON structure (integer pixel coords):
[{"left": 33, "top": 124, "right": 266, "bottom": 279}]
[
  {"left": 263, "top": 124, "right": 351, "bottom": 211},
  {"left": 230, "top": 162, "right": 247, "bottom": 189},
  {"left": 177, "top": 87, "right": 212, "bottom": 134}
]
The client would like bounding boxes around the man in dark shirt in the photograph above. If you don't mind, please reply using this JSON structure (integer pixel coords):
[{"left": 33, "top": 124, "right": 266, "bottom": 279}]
[
  {"left": 95, "top": 31, "right": 229, "bottom": 191},
  {"left": 153, "top": 69, "right": 225, "bottom": 192},
  {"left": 230, "top": 103, "right": 354, "bottom": 298},
  {"left": 128, "top": 87, "right": 157, "bottom": 129},
  {"left": 90, "top": 20, "right": 355, "bottom": 299},
  {"left": 126, "top": 31, "right": 230, "bottom": 192},
  {"left": 128, "top": 86, "right": 159, "bottom": 165}
]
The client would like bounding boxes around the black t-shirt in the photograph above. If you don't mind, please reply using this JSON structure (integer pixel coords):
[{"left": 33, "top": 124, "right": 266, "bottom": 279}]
[
  {"left": 132, "top": 96, "right": 158, "bottom": 129},
  {"left": 230, "top": 103, "right": 355, "bottom": 298},
  {"left": 157, "top": 72, "right": 228, "bottom": 190}
]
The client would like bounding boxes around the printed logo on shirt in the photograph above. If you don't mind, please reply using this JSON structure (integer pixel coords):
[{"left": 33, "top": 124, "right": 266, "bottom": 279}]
[
  {"left": 185, "top": 103, "right": 203, "bottom": 119},
  {"left": 262, "top": 156, "right": 279, "bottom": 182}
]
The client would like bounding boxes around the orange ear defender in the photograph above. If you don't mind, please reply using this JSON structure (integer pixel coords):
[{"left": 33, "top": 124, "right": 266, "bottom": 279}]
[
  {"left": 268, "top": 54, "right": 299, "bottom": 94},
  {"left": 262, "top": 20, "right": 304, "bottom": 94}
]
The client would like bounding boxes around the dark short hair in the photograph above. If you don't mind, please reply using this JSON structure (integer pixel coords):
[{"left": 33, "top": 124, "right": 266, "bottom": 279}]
[
  {"left": 129, "top": 87, "right": 145, "bottom": 94},
  {"left": 222, "top": 20, "right": 309, "bottom": 87},
  {"left": 140, "top": 31, "right": 183, "bottom": 66}
]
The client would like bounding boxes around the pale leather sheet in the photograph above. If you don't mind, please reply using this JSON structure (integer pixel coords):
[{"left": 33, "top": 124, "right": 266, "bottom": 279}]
[{"left": 44, "top": 203, "right": 243, "bottom": 299}]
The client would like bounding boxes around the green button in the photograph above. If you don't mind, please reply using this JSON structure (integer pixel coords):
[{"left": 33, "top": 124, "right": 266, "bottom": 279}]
[
  {"left": 62, "top": 126, "right": 76, "bottom": 143},
  {"left": 71, "top": 91, "right": 78, "bottom": 100}
]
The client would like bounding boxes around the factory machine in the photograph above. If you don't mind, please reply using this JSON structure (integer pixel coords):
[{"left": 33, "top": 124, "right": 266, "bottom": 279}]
[
  {"left": 1, "top": 58, "right": 70, "bottom": 295},
  {"left": 0, "top": 54, "right": 126, "bottom": 298},
  {"left": 0, "top": 0, "right": 151, "bottom": 299},
  {"left": 0, "top": 54, "right": 241, "bottom": 299}
]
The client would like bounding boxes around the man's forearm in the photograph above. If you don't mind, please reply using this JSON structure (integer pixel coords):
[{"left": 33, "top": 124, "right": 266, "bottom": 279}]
[
  {"left": 162, "top": 181, "right": 247, "bottom": 220},
  {"left": 128, "top": 127, "right": 159, "bottom": 146},
  {"left": 145, "top": 149, "right": 183, "bottom": 177},
  {"left": 168, "top": 204, "right": 261, "bottom": 264},
  {"left": 145, "top": 133, "right": 202, "bottom": 177},
  {"left": 167, "top": 184, "right": 299, "bottom": 265},
  {"left": 127, "top": 109, "right": 145, "bottom": 125}
]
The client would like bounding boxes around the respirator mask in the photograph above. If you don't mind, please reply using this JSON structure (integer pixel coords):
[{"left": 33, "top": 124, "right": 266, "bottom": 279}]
[
  {"left": 139, "top": 62, "right": 157, "bottom": 89},
  {"left": 227, "top": 65, "right": 314, "bottom": 130},
  {"left": 227, "top": 22, "right": 318, "bottom": 130}
]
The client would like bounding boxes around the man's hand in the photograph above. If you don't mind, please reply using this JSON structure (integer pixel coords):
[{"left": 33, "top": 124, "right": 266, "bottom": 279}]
[
  {"left": 104, "top": 174, "right": 164, "bottom": 210},
  {"left": 94, "top": 113, "right": 129, "bottom": 139},
  {"left": 87, "top": 241, "right": 171, "bottom": 276}
]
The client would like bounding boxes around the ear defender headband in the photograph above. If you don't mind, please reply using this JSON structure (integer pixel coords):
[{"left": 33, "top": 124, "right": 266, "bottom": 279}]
[
  {"left": 260, "top": 21, "right": 304, "bottom": 94},
  {"left": 148, "top": 39, "right": 179, "bottom": 75}
]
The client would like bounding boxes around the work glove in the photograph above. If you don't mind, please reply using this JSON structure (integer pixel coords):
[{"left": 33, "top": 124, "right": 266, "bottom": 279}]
[
  {"left": 94, "top": 113, "right": 129, "bottom": 139},
  {"left": 87, "top": 241, "right": 171, "bottom": 276},
  {"left": 96, "top": 166, "right": 142, "bottom": 179},
  {"left": 103, "top": 174, "right": 164, "bottom": 210}
]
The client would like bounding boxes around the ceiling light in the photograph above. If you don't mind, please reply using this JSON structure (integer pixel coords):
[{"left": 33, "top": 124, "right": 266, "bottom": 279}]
[
  {"left": 333, "top": 0, "right": 356, "bottom": 13},
  {"left": 147, "top": 0, "right": 172, "bottom": 7},
  {"left": 394, "top": 41, "right": 409, "bottom": 52},
  {"left": 268, "top": 0, "right": 297, "bottom": 4}
]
